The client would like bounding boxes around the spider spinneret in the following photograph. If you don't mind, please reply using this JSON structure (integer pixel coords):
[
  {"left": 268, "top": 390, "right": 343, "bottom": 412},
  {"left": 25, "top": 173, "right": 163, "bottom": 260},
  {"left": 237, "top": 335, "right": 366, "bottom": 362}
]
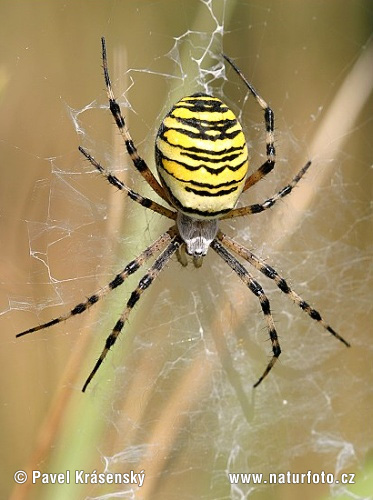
[{"left": 16, "top": 37, "right": 350, "bottom": 393}]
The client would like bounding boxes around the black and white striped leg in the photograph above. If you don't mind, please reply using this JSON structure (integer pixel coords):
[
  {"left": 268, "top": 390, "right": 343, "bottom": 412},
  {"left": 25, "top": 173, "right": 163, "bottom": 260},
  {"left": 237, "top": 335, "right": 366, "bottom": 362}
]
[
  {"left": 82, "top": 234, "right": 182, "bottom": 392},
  {"left": 79, "top": 147, "right": 176, "bottom": 221},
  {"left": 101, "top": 37, "right": 169, "bottom": 204},
  {"left": 16, "top": 228, "right": 177, "bottom": 340},
  {"left": 218, "top": 231, "right": 350, "bottom": 348},
  {"left": 222, "top": 161, "right": 311, "bottom": 219},
  {"left": 223, "top": 54, "right": 275, "bottom": 191},
  {"left": 211, "top": 239, "right": 281, "bottom": 388},
  {"left": 243, "top": 160, "right": 277, "bottom": 192}
]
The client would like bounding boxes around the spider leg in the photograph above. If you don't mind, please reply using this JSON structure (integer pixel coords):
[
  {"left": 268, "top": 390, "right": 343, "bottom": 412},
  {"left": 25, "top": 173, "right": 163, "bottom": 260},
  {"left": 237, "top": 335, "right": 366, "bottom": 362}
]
[
  {"left": 211, "top": 238, "right": 281, "bottom": 388},
  {"left": 176, "top": 244, "right": 188, "bottom": 267},
  {"left": 223, "top": 54, "right": 275, "bottom": 191},
  {"left": 222, "top": 161, "right": 311, "bottom": 219},
  {"left": 101, "top": 37, "right": 169, "bottom": 204},
  {"left": 218, "top": 231, "right": 350, "bottom": 347},
  {"left": 243, "top": 160, "right": 276, "bottom": 192},
  {"left": 16, "top": 227, "right": 177, "bottom": 339},
  {"left": 82, "top": 234, "right": 181, "bottom": 392},
  {"left": 79, "top": 147, "right": 176, "bottom": 220}
]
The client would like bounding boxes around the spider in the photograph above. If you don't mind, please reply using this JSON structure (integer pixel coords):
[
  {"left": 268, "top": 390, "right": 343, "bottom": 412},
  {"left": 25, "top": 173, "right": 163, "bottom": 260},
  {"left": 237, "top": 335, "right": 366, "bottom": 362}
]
[{"left": 17, "top": 37, "right": 350, "bottom": 392}]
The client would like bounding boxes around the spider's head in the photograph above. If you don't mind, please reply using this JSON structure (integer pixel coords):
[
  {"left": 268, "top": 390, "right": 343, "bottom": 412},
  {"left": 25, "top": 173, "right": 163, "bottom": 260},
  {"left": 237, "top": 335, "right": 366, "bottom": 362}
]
[{"left": 176, "top": 212, "right": 218, "bottom": 257}]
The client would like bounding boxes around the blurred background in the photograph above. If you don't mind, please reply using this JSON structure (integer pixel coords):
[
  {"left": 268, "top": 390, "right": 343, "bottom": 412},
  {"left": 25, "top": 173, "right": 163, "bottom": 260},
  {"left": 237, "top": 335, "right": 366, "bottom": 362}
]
[{"left": 1, "top": 1, "right": 372, "bottom": 499}]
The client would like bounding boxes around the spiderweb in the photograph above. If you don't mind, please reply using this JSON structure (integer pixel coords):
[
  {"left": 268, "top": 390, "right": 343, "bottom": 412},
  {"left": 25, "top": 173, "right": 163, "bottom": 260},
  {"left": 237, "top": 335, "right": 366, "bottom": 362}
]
[{"left": 3, "top": 1, "right": 373, "bottom": 499}]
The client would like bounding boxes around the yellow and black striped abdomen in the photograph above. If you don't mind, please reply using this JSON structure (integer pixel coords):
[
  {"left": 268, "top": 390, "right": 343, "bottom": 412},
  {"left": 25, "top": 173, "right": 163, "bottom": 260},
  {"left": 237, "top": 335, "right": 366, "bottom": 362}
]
[{"left": 155, "top": 93, "right": 249, "bottom": 219}]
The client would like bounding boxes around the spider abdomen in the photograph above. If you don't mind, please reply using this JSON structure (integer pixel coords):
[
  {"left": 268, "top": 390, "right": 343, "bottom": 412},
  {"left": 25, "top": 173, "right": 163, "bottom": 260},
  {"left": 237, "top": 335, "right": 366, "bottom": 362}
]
[{"left": 155, "top": 93, "right": 249, "bottom": 219}]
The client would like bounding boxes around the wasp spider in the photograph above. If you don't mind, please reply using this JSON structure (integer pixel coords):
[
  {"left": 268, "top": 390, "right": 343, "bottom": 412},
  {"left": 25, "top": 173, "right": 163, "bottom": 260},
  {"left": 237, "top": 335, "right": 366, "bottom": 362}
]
[{"left": 17, "top": 38, "right": 350, "bottom": 392}]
